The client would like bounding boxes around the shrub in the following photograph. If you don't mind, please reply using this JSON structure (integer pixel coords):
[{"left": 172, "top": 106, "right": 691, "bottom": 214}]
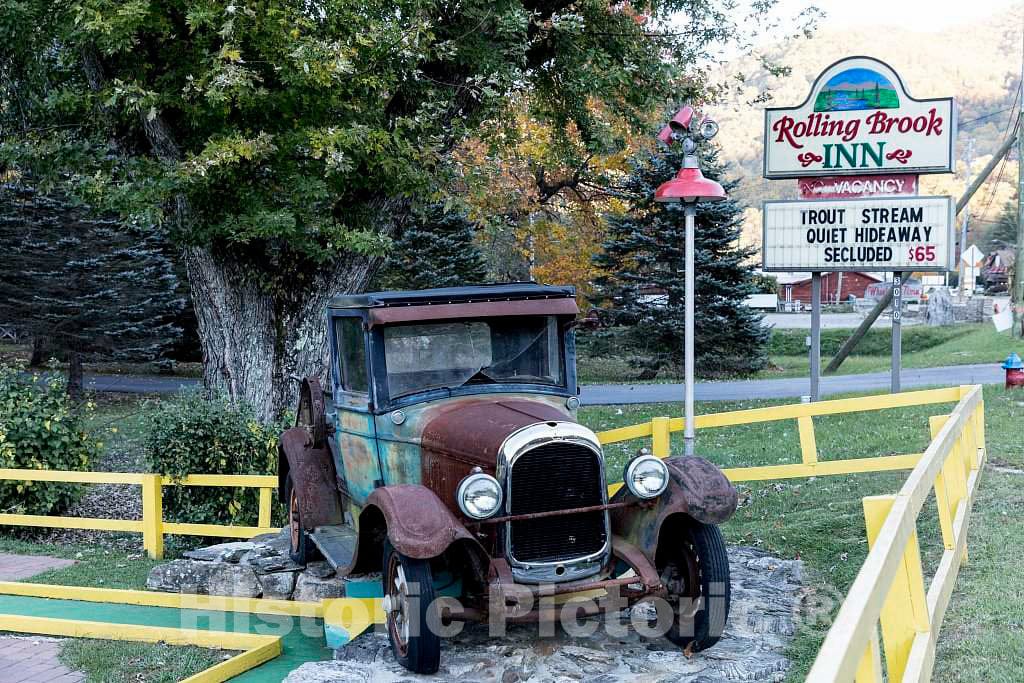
[
  {"left": 0, "top": 365, "right": 99, "bottom": 514},
  {"left": 143, "top": 392, "right": 287, "bottom": 528}
]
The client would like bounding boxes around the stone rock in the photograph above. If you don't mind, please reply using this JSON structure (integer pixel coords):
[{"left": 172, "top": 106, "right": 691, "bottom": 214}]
[
  {"left": 146, "top": 559, "right": 217, "bottom": 594},
  {"left": 259, "top": 571, "right": 298, "bottom": 600},
  {"left": 183, "top": 541, "right": 254, "bottom": 563},
  {"left": 207, "top": 563, "right": 263, "bottom": 598},
  {"left": 285, "top": 546, "right": 805, "bottom": 683},
  {"left": 925, "top": 287, "right": 954, "bottom": 326},
  {"left": 293, "top": 572, "right": 347, "bottom": 602},
  {"left": 305, "top": 561, "right": 336, "bottom": 579},
  {"left": 250, "top": 555, "right": 303, "bottom": 575}
]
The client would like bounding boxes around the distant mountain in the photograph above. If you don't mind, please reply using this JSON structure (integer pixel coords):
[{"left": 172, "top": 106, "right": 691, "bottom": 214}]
[{"left": 710, "top": 7, "right": 1022, "bottom": 254}]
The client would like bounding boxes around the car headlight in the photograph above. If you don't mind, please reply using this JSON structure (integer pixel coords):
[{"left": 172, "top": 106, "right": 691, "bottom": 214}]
[
  {"left": 456, "top": 472, "right": 503, "bottom": 520},
  {"left": 624, "top": 455, "right": 669, "bottom": 499}
]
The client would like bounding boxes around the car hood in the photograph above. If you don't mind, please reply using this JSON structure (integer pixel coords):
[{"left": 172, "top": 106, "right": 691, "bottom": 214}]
[{"left": 420, "top": 397, "right": 572, "bottom": 472}]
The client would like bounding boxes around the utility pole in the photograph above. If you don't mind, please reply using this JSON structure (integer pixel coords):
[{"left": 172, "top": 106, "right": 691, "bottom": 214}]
[
  {"left": 1015, "top": 109, "right": 1024, "bottom": 337},
  {"left": 959, "top": 138, "right": 976, "bottom": 296}
]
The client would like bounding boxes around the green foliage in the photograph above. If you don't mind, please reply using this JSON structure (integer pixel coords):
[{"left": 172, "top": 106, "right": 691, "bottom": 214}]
[
  {"left": 0, "top": 0, "right": 755, "bottom": 296},
  {"left": 142, "top": 393, "right": 285, "bottom": 527},
  {"left": 0, "top": 366, "right": 99, "bottom": 514},
  {"left": 373, "top": 204, "right": 487, "bottom": 290},
  {"left": 591, "top": 139, "right": 770, "bottom": 378},
  {"left": 750, "top": 273, "right": 778, "bottom": 294},
  {"left": 767, "top": 325, "right": 977, "bottom": 357},
  {"left": 985, "top": 202, "right": 1018, "bottom": 253},
  {"left": 0, "top": 187, "right": 185, "bottom": 376}
]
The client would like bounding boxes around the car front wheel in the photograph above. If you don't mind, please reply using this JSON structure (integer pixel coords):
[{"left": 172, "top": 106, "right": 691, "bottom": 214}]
[
  {"left": 382, "top": 539, "right": 441, "bottom": 674},
  {"left": 658, "top": 518, "right": 731, "bottom": 652},
  {"left": 286, "top": 474, "right": 315, "bottom": 565}
]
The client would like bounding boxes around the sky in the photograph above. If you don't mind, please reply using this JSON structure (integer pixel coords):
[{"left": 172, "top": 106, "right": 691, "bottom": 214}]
[{"left": 787, "top": 0, "right": 1018, "bottom": 32}]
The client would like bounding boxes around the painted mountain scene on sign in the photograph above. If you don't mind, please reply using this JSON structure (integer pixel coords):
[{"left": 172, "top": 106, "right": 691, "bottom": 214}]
[{"left": 814, "top": 67, "right": 899, "bottom": 112}]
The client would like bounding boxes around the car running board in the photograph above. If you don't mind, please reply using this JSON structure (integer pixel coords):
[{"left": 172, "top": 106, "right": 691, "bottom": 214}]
[{"left": 310, "top": 524, "right": 358, "bottom": 571}]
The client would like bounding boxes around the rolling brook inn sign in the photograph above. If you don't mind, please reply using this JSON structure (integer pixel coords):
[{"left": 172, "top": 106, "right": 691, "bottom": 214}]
[
  {"left": 763, "top": 56, "right": 955, "bottom": 179},
  {"left": 762, "top": 56, "right": 956, "bottom": 273}
]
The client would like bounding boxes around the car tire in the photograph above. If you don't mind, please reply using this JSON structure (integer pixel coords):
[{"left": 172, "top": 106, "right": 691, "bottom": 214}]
[
  {"left": 382, "top": 539, "right": 441, "bottom": 674},
  {"left": 660, "top": 518, "right": 731, "bottom": 652},
  {"left": 286, "top": 474, "right": 316, "bottom": 565}
]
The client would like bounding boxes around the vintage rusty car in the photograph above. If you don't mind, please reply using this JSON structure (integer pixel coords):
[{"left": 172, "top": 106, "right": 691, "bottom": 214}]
[{"left": 279, "top": 283, "right": 737, "bottom": 673}]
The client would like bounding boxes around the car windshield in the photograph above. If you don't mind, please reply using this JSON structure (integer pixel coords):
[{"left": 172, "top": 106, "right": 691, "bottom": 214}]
[{"left": 382, "top": 316, "right": 565, "bottom": 398}]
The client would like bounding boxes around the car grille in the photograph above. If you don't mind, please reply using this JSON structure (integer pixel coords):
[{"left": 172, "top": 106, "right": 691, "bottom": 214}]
[{"left": 508, "top": 441, "right": 607, "bottom": 563}]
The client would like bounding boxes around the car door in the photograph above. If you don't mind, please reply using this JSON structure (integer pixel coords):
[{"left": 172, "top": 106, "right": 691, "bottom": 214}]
[{"left": 330, "top": 314, "right": 385, "bottom": 506}]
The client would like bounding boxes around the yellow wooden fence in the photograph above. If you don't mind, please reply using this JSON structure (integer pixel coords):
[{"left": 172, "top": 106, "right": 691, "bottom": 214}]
[
  {"left": 0, "top": 471, "right": 278, "bottom": 559},
  {"left": 596, "top": 384, "right": 986, "bottom": 683}
]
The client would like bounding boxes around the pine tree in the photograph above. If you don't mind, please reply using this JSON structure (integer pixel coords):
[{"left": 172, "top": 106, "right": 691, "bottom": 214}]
[
  {"left": 373, "top": 205, "right": 488, "bottom": 291},
  {"left": 591, "top": 142, "right": 769, "bottom": 379},
  {"left": 985, "top": 201, "right": 1018, "bottom": 253},
  {"left": 0, "top": 186, "right": 185, "bottom": 397}
]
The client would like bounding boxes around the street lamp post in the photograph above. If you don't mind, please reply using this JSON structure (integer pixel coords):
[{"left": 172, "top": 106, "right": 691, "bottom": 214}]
[{"left": 654, "top": 107, "right": 726, "bottom": 457}]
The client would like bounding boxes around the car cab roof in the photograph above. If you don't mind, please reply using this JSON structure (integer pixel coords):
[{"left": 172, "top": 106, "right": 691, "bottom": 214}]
[{"left": 328, "top": 283, "right": 576, "bottom": 310}]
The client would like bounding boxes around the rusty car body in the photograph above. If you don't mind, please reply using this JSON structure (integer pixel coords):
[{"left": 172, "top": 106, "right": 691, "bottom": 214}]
[{"left": 278, "top": 283, "right": 738, "bottom": 673}]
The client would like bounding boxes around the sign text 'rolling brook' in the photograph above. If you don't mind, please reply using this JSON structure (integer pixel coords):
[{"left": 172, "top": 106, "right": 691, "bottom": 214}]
[
  {"left": 763, "top": 56, "right": 955, "bottom": 178},
  {"left": 762, "top": 196, "right": 954, "bottom": 272}
]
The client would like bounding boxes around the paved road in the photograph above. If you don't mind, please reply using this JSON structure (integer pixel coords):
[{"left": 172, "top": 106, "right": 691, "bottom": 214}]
[
  {"left": 580, "top": 363, "right": 1002, "bottom": 404},
  {"left": 84, "top": 362, "right": 1003, "bottom": 405}
]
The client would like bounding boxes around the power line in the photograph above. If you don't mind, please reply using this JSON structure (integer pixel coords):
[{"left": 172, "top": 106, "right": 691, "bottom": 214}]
[
  {"left": 972, "top": 116, "right": 1020, "bottom": 228},
  {"left": 960, "top": 105, "right": 1015, "bottom": 128}
]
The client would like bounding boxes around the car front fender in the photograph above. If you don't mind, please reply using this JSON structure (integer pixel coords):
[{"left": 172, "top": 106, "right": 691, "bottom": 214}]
[
  {"left": 611, "top": 456, "right": 737, "bottom": 564},
  {"left": 278, "top": 426, "right": 344, "bottom": 530},
  {"left": 363, "top": 484, "right": 482, "bottom": 560}
]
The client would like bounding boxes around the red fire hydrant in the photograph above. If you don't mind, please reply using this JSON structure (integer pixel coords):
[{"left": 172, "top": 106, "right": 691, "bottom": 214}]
[{"left": 1003, "top": 352, "right": 1024, "bottom": 389}]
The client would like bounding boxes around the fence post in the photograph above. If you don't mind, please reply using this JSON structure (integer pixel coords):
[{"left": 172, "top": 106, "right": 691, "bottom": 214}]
[
  {"left": 863, "top": 495, "right": 930, "bottom": 682},
  {"left": 258, "top": 487, "right": 273, "bottom": 529},
  {"left": 797, "top": 416, "right": 818, "bottom": 468},
  {"left": 141, "top": 474, "right": 164, "bottom": 560},
  {"left": 929, "top": 416, "right": 957, "bottom": 551},
  {"left": 973, "top": 401, "right": 986, "bottom": 465},
  {"left": 651, "top": 417, "right": 671, "bottom": 458},
  {"left": 855, "top": 625, "right": 884, "bottom": 683}
]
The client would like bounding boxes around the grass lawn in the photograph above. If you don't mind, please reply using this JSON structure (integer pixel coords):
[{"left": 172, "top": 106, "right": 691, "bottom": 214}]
[
  {"left": 576, "top": 323, "right": 1015, "bottom": 383},
  {"left": 760, "top": 323, "right": 1013, "bottom": 379},
  {"left": 580, "top": 383, "right": 1024, "bottom": 681},
  {"left": 60, "top": 640, "right": 224, "bottom": 683},
  {"left": 0, "top": 343, "right": 202, "bottom": 379}
]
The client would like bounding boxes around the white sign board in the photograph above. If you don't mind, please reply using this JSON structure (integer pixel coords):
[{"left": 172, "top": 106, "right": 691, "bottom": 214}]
[
  {"left": 762, "top": 196, "right": 954, "bottom": 272},
  {"left": 763, "top": 56, "right": 955, "bottom": 179}
]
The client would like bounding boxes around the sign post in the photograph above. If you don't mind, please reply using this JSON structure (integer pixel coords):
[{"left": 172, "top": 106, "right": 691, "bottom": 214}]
[
  {"left": 891, "top": 274, "right": 903, "bottom": 392},
  {"left": 810, "top": 272, "right": 821, "bottom": 400},
  {"left": 762, "top": 56, "right": 956, "bottom": 397},
  {"left": 960, "top": 244, "right": 984, "bottom": 294}
]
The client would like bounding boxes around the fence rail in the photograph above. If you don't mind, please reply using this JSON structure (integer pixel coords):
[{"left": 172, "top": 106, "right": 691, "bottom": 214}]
[
  {"left": 0, "top": 470, "right": 278, "bottom": 559},
  {"left": 597, "top": 386, "right": 964, "bottom": 494},
  {"left": 595, "top": 384, "right": 985, "bottom": 682}
]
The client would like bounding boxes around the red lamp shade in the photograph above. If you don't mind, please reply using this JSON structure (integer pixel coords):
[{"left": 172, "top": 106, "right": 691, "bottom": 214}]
[{"left": 654, "top": 166, "right": 726, "bottom": 204}]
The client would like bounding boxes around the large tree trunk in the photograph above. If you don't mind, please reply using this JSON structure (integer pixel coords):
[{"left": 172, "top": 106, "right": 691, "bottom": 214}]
[{"left": 184, "top": 239, "right": 393, "bottom": 422}]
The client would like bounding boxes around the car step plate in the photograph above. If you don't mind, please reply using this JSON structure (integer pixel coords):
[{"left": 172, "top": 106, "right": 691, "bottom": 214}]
[{"left": 310, "top": 524, "right": 358, "bottom": 571}]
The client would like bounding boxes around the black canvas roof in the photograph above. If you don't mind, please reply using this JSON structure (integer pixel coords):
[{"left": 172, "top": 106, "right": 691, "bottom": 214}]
[{"left": 328, "top": 283, "right": 576, "bottom": 309}]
